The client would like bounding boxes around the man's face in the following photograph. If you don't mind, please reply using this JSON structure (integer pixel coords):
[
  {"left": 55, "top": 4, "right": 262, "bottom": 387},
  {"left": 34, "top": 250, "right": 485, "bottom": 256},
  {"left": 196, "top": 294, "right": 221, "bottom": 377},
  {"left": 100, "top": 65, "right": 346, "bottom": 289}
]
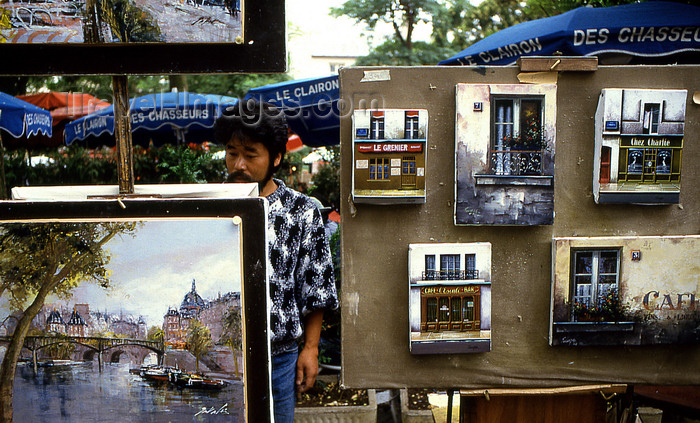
[{"left": 225, "top": 137, "right": 280, "bottom": 187}]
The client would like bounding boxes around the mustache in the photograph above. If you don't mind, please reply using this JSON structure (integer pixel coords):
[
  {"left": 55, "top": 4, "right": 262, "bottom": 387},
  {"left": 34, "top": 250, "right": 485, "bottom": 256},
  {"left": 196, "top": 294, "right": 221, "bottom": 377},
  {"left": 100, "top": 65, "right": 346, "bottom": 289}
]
[{"left": 226, "top": 171, "right": 253, "bottom": 183}]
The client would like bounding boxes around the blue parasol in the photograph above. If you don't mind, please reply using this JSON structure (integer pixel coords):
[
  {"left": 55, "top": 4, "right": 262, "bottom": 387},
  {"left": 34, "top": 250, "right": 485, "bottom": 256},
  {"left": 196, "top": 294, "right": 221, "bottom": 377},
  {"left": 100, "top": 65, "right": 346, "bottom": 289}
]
[
  {"left": 64, "top": 91, "right": 237, "bottom": 147},
  {"left": 244, "top": 75, "right": 340, "bottom": 147},
  {"left": 439, "top": 1, "right": 700, "bottom": 66},
  {"left": 0, "top": 92, "right": 52, "bottom": 138},
  {"left": 0, "top": 92, "right": 53, "bottom": 198}
]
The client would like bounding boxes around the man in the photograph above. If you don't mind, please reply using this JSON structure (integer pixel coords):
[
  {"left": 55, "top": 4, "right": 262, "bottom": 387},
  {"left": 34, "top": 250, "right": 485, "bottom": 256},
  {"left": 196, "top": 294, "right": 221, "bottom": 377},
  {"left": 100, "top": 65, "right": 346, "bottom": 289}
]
[{"left": 214, "top": 100, "right": 338, "bottom": 423}]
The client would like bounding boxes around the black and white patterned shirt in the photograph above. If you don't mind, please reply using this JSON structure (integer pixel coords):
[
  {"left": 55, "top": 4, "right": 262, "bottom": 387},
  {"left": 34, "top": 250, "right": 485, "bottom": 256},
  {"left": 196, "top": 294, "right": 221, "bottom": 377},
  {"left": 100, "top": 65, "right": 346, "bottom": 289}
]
[{"left": 266, "top": 179, "right": 338, "bottom": 355}]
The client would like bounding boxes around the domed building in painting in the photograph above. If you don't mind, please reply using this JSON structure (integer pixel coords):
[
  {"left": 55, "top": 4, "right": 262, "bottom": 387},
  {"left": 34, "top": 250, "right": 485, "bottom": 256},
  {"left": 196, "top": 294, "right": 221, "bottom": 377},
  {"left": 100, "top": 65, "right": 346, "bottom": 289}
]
[
  {"left": 161, "top": 279, "right": 241, "bottom": 347},
  {"left": 163, "top": 279, "right": 208, "bottom": 345},
  {"left": 181, "top": 279, "right": 206, "bottom": 319}
]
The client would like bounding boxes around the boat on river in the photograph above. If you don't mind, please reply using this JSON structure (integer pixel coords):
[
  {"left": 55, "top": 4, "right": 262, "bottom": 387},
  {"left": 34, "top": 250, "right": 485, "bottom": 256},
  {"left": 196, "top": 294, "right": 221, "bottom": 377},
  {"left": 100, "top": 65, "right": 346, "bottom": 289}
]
[
  {"left": 37, "top": 359, "right": 83, "bottom": 367},
  {"left": 169, "top": 372, "right": 229, "bottom": 390},
  {"left": 133, "top": 364, "right": 228, "bottom": 390},
  {"left": 137, "top": 364, "right": 182, "bottom": 382}
]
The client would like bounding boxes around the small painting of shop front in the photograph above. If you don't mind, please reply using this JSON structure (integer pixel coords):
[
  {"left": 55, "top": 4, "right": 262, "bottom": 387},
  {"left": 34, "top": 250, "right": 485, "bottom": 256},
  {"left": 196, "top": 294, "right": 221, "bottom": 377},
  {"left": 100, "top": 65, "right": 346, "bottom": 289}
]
[
  {"left": 408, "top": 243, "right": 491, "bottom": 354},
  {"left": 593, "top": 88, "right": 687, "bottom": 204},
  {"left": 550, "top": 235, "right": 700, "bottom": 347},
  {"left": 455, "top": 84, "right": 556, "bottom": 225},
  {"left": 352, "top": 109, "right": 427, "bottom": 204}
]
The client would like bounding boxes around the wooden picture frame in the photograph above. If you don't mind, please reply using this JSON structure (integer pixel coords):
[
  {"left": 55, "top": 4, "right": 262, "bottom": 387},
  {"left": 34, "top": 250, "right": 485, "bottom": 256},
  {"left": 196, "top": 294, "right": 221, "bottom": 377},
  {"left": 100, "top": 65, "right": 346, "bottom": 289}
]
[
  {"left": 0, "top": 0, "right": 285, "bottom": 74},
  {"left": 0, "top": 197, "right": 272, "bottom": 422}
]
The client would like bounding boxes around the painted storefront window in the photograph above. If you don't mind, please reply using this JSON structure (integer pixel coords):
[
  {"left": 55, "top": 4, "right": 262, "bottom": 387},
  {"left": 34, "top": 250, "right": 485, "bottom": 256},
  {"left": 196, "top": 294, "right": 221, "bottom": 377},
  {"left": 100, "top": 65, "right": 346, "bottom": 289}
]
[{"left": 409, "top": 243, "right": 491, "bottom": 354}]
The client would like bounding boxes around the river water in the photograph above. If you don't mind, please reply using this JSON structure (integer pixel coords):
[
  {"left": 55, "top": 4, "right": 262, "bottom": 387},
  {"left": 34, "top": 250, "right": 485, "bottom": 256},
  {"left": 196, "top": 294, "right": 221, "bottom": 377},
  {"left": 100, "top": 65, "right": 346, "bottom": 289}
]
[{"left": 13, "top": 362, "right": 244, "bottom": 422}]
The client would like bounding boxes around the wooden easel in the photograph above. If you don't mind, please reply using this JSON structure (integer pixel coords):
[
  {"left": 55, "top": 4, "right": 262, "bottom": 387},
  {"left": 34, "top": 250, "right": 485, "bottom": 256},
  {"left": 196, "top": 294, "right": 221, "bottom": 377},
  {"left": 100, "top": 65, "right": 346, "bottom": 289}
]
[{"left": 111, "top": 75, "right": 134, "bottom": 194}]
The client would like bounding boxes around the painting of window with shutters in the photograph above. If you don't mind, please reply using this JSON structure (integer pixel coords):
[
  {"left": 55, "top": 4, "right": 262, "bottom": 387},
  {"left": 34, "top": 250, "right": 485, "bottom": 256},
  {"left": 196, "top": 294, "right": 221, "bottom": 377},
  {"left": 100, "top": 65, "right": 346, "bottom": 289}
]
[
  {"left": 592, "top": 89, "right": 687, "bottom": 204},
  {"left": 550, "top": 236, "right": 700, "bottom": 346},
  {"left": 408, "top": 243, "right": 491, "bottom": 354},
  {"left": 454, "top": 84, "right": 556, "bottom": 225},
  {"left": 352, "top": 109, "right": 428, "bottom": 204}
]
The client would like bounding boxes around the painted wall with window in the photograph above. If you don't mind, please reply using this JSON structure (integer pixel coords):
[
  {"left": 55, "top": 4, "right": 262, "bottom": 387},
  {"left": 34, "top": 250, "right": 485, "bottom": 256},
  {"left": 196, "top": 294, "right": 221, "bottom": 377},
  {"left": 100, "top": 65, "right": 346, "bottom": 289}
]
[
  {"left": 352, "top": 109, "right": 428, "bottom": 204},
  {"left": 551, "top": 235, "right": 700, "bottom": 346},
  {"left": 339, "top": 65, "right": 700, "bottom": 387},
  {"left": 408, "top": 243, "right": 492, "bottom": 354},
  {"left": 593, "top": 88, "right": 687, "bottom": 204},
  {"left": 454, "top": 84, "right": 557, "bottom": 225}
]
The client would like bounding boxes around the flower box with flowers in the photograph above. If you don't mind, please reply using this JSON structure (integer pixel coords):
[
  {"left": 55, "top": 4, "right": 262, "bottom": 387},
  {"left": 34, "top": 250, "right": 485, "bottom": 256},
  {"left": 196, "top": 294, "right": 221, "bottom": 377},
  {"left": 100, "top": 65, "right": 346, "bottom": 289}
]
[{"left": 570, "top": 289, "right": 629, "bottom": 323}]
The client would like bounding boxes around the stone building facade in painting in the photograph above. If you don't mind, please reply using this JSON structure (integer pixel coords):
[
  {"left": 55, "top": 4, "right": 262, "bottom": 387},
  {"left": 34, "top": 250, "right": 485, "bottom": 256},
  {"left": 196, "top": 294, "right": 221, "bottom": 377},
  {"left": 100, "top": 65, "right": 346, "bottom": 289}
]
[
  {"left": 550, "top": 235, "right": 700, "bottom": 346},
  {"left": 162, "top": 279, "right": 241, "bottom": 347},
  {"left": 454, "top": 83, "right": 557, "bottom": 225},
  {"left": 30, "top": 303, "right": 146, "bottom": 339}
]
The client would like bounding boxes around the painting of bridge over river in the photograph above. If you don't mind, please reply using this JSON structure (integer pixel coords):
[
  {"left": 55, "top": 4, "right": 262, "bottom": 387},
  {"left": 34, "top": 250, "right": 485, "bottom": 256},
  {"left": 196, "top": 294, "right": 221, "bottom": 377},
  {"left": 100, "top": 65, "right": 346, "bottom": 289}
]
[{"left": 0, "top": 219, "right": 249, "bottom": 422}]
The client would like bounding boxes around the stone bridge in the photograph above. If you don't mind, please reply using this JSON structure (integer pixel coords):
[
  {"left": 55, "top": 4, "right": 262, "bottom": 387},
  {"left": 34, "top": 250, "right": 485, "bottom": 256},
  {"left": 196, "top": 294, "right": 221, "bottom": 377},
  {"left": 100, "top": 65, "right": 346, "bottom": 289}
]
[{"left": 0, "top": 335, "right": 164, "bottom": 370}]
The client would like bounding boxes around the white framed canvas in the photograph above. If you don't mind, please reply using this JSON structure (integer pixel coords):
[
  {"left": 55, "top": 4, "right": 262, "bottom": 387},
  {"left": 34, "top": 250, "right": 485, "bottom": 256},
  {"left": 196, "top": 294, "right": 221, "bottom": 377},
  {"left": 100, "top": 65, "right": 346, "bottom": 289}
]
[
  {"left": 408, "top": 243, "right": 492, "bottom": 354},
  {"left": 454, "top": 84, "right": 556, "bottom": 225}
]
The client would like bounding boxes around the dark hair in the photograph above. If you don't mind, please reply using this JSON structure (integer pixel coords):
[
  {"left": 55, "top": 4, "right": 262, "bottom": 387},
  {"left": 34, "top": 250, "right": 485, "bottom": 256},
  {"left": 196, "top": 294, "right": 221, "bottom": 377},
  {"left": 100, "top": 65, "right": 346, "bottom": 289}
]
[{"left": 214, "top": 99, "right": 288, "bottom": 173}]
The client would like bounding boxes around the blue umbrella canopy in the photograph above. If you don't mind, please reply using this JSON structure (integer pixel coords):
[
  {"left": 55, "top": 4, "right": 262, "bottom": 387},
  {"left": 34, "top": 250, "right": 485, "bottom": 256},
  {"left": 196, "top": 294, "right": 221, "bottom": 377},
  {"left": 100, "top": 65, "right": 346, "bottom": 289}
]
[
  {"left": 0, "top": 92, "right": 52, "bottom": 139},
  {"left": 64, "top": 92, "right": 237, "bottom": 147},
  {"left": 244, "top": 75, "right": 340, "bottom": 147},
  {"left": 439, "top": 1, "right": 700, "bottom": 66}
]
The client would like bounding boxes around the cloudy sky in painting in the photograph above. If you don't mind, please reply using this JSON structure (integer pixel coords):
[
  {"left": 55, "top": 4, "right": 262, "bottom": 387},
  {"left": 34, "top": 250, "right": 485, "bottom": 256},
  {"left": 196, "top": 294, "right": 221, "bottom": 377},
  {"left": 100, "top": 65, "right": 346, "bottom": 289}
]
[{"left": 49, "top": 219, "right": 241, "bottom": 328}]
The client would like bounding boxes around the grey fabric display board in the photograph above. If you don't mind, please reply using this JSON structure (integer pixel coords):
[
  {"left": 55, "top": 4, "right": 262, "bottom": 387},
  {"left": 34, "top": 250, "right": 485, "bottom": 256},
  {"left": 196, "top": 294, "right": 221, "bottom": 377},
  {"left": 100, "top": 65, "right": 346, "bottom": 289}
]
[{"left": 338, "top": 65, "right": 700, "bottom": 389}]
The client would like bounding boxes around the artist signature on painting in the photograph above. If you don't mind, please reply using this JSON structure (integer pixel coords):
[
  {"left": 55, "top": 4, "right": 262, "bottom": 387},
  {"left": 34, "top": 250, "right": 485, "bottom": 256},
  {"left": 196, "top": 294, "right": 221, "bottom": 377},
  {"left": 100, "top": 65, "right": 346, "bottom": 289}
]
[{"left": 194, "top": 403, "right": 229, "bottom": 416}]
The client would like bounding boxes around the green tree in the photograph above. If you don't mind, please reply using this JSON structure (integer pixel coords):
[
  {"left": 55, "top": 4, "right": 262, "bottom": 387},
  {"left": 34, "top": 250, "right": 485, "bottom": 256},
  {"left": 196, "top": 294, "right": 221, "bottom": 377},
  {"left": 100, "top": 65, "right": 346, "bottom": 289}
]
[
  {"left": 332, "top": 0, "right": 441, "bottom": 51},
  {"left": 1, "top": 144, "right": 229, "bottom": 194},
  {"left": 332, "top": 0, "right": 452, "bottom": 65},
  {"left": 147, "top": 326, "right": 164, "bottom": 343},
  {"left": 186, "top": 319, "right": 212, "bottom": 374},
  {"left": 155, "top": 145, "right": 211, "bottom": 184},
  {"left": 307, "top": 146, "right": 340, "bottom": 212},
  {"left": 5, "top": 72, "right": 290, "bottom": 104},
  {"left": 526, "top": 0, "right": 662, "bottom": 18},
  {"left": 434, "top": 0, "right": 534, "bottom": 51},
  {"left": 0, "top": 222, "right": 138, "bottom": 423},
  {"left": 185, "top": 74, "right": 292, "bottom": 99},
  {"left": 355, "top": 39, "right": 457, "bottom": 66},
  {"left": 221, "top": 306, "right": 242, "bottom": 378}
]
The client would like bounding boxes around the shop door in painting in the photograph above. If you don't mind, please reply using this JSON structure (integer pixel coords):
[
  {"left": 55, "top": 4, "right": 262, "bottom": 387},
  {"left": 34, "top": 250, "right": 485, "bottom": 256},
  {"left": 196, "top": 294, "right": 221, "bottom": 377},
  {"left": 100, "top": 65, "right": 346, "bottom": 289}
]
[
  {"left": 438, "top": 297, "right": 450, "bottom": 331},
  {"left": 462, "top": 295, "right": 480, "bottom": 330},
  {"left": 401, "top": 156, "right": 416, "bottom": 188}
]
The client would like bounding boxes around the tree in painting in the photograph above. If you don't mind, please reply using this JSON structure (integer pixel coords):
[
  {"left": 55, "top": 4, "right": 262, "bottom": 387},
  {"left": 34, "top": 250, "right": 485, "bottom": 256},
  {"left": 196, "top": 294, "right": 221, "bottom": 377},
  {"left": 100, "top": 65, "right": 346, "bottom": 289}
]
[
  {"left": 147, "top": 325, "right": 164, "bottom": 343},
  {"left": 186, "top": 319, "right": 212, "bottom": 374},
  {"left": 222, "top": 306, "right": 243, "bottom": 378},
  {"left": 0, "top": 222, "right": 138, "bottom": 423}
]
